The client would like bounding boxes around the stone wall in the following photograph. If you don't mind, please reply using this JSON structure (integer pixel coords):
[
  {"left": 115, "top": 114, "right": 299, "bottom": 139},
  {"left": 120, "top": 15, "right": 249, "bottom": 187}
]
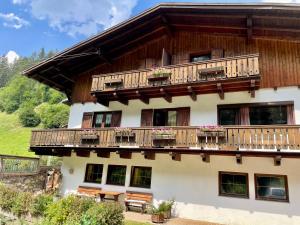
[{"left": 0, "top": 167, "right": 49, "bottom": 193}]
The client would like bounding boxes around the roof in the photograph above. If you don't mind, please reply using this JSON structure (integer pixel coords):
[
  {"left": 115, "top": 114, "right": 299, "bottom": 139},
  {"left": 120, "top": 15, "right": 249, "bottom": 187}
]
[{"left": 22, "top": 3, "right": 300, "bottom": 95}]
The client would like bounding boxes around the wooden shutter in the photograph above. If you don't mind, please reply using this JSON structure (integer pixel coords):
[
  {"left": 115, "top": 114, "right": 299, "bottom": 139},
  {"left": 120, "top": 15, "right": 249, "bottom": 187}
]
[
  {"left": 287, "top": 105, "right": 295, "bottom": 125},
  {"left": 81, "top": 112, "right": 94, "bottom": 128},
  {"left": 240, "top": 107, "right": 250, "bottom": 125},
  {"left": 111, "top": 111, "right": 122, "bottom": 127},
  {"left": 211, "top": 49, "right": 224, "bottom": 59},
  {"left": 161, "top": 48, "right": 172, "bottom": 66},
  {"left": 141, "top": 109, "right": 153, "bottom": 127},
  {"left": 176, "top": 107, "right": 190, "bottom": 126}
]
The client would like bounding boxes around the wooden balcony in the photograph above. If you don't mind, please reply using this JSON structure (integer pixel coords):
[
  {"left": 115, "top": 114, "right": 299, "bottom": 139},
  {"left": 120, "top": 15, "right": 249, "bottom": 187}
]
[
  {"left": 91, "top": 54, "right": 260, "bottom": 106},
  {"left": 30, "top": 126, "right": 300, "bottom": 159}
]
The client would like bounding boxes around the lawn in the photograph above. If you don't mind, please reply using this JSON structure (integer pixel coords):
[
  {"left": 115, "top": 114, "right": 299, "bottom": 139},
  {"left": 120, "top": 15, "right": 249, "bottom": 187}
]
[
  {"left": 125, "top": 221, "right": 151, "bottom": 225},
  {"left": 0, "top": 112, "right": 35, "bottom": 157}
]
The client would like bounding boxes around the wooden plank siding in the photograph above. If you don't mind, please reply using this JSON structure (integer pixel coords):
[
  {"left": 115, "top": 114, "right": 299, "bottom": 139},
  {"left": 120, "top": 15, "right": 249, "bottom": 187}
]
[
  {"left": 71, "top": 32, "right": 300, "bottom": 103},
  {"left": 30, "top": 126, "right": 300, "bottom": 152}
]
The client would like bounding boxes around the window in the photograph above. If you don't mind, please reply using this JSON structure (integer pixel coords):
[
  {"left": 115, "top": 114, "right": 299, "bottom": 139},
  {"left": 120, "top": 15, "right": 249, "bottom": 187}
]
[
  {"left": 190, "top": 53, "right": 211, "bottom": 62},
  {"left": 130, "top": 166, "right": 152, "bottom": 188},
  {"left": 219, "top": 172, "right": 249, "bottom": 198},
  {"left": 218, "top": 103, "right": 293, "bottom": 125},
  {"left": 106, "top": 165, "right": 127, "bottom": 186},
  {"left": 93, "top": 112, "right": 112, "bottom": 128},
  {"left": 250, "top": 106, "right": 287, "bottom": 125},
  {"left": 84, "top": 164, "right": 103, "bottom": 184},
  {"left": 153, "top": 109, "right": 177, "bottom": 126},
  {"left": 255, "top": 174, "right": 289, "bottom": 202}
]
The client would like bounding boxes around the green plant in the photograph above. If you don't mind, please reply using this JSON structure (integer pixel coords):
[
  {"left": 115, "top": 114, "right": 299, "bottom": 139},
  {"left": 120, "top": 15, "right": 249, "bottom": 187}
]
[
  {"left": 81, "top": 202, "right": 124, "bottom": 225},
  {"left": 36, "top": 103, "right": 69, "bottom": 128},
  {"left": 158, "top": 199, "right": 174, "bottom": 212},
  {"left": 19, "top": 107, "right": 41, "bottom": 127},
  {"left": 30, "top": 194, "right": 54, "bottom": 217},
  {"left": 11, "top": 191, "right": 33, "bottom": 217},
  {"left": 0, "top": 184, "right": 18, "bottom": 212},
  {"left": 43, "top": 195, "right": 95, "bottom": 225}
]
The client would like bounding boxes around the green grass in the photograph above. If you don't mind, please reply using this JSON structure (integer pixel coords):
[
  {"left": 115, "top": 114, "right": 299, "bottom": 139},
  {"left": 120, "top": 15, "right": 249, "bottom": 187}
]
[
  {"left": 0, "top": 112, "right": 35, "bottom": 157},
  {"left": 125, "top": 221, "right": 151, "bottom": 225}
]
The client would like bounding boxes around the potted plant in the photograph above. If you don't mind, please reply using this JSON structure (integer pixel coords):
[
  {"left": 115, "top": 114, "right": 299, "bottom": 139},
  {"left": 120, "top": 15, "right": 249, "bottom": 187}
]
[
  {"left": 158, "top": 199, "right": 174, "bottom": 219},
  {"left": 151, "top": 205, "right": 165, "bottom": 223}
]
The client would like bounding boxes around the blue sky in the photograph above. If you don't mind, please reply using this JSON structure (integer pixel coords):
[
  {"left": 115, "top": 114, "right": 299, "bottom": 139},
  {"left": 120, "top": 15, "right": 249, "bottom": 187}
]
[{"left": 0, "top": 0, "right": 295, "bottom": 57}]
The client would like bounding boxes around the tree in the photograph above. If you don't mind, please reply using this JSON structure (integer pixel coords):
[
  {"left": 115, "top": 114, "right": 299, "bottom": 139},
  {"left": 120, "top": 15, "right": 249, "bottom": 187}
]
[
  {"left": 36, "top": 103, "right": 69, "bottom": 128},
  {"left": 19, "top": 107, "right": 41, "bottom": 127}
]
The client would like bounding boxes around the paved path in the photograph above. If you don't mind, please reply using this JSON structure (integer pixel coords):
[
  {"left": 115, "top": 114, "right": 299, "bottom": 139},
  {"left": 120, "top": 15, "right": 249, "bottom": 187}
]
[{"left": 124, "top": 212, "right": 221, "bottom": 225}]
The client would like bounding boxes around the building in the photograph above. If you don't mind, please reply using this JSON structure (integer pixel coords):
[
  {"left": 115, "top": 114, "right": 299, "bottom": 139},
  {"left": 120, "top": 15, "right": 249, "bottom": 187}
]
[{"left": 23, "top": 3, "right": 300, "bottom": 225}]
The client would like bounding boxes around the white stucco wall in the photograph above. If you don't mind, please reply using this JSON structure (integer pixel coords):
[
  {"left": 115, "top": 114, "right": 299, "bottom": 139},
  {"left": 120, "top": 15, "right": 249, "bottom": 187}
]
[
  {"left": 61, "top": 153, "right": 300, "bottom": 225},
  {"left": 68, "top": 86, "right": 300, "bottom": 128}
]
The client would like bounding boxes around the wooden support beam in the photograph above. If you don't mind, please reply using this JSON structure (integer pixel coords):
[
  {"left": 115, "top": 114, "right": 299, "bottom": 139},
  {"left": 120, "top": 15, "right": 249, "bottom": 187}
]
[
  {"left": 160, "top": 88, "right": 172, "bottom": 103},
  {"left": 76, "top": 150, "right": 90, "bottom": 158},
  {"left": 136, "top": 91, "right": 149, "bottom": 104},
  {"left": 97, "top": 152, "right": 110, "bottom": 158},
  {"left": 141, "top": 151, "right": 155, "bottom": 160},
  {"left": 200, "top": 153, "right": 210, "bottom": 163},
  {"left": 217, "top": 83, "right": 224, "bottom": 100},
  {"left": 236, "top": 154, "right": 242, "bottom": 164},
  {"left": 116, "top": 151, "right": 132, "bottom": 159},
  {"left": 246, "top": 15, "right": 253, "bottom": 44},
  {"left": 113, "top": 92, "right": 128, "bottom": 105},
  {"left": 274, "top": 155, "right": 282, "bottom": 166},
  {"left": 97, "top": 48, "right": 112, "bottom": 64},
  {"left": 161, "top": 15, "right": 174, "bottom": 38},
  {"left": 250, "top": 79, "right": 256, "bottom": 98},
  {"left": 169, "top": 152, "right": 181, "bottom": 161},
  {"left": 187, "top": 86, "right": 197, "bottom": 101},
  {"left": 95, "top": 96, "right": 109, "bottom": 107}
]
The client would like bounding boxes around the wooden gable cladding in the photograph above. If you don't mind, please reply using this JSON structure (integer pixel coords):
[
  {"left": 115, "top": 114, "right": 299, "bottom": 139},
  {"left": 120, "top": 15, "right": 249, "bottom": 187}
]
[{"left": 71, "top": 32, "right": 300, "bottom": 103}]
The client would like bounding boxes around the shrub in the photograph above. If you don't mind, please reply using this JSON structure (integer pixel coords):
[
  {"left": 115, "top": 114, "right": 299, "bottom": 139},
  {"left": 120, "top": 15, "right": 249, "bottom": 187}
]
[
  {"left": 0, "top": 184, "right": 18, "bottom": 212},
  {"left": 36, "top": 103, "right": 69, "bottom": 128},
  {"left": 30, "top": 194, "right": 53, "bottom": 217},
  {"left": 81, "top": 202, "right": 124, "bottom": 225},
  {"left": 19, "top": 107, "right": 41, "bottom": 127},
  {"left": 11, "top": 192, "right": 33, "bottom": 217},
  {"left": 43, "top": 195, "right": 95, "bottom": 225}
]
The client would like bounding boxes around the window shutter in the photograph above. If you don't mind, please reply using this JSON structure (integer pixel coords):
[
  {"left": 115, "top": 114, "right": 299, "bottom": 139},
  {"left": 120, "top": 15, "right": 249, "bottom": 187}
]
[
  {"left": 176, "top": 107, "right": 190, "bottom": 126},
  {"left": 111, "top": 111, "right": 122, "bottom": 127},
  {"left": 240, "top": 107, "right": 250, "bottom": 125},
  {"left": 287, "top": 105, "right": 295, "bottom": 125},
  {"left": 141, "top": 109, "right": 153, "bottom": 126},
  {"left": 161, "top": 48, "right": 172, "bottom": 66},
  {"left": 211, "top": 49, "right": 224, "bottom": 59},
  {"left": 81, "top": 112, "right": 94, "bottom": 128}
]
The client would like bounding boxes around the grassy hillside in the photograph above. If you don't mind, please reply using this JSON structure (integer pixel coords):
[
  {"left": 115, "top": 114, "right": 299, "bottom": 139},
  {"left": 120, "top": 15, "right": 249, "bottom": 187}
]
[{"left": 0, "top": 112, "right": 35, "bottom": 157}]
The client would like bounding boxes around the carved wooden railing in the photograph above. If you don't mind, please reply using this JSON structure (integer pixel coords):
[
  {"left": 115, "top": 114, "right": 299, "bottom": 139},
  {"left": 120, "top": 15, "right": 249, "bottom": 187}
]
[
  {"left": 91, "top": 54, "right": 259, "bottom": 92},
  {"left": 30, "top": 125, "right": 300, "bottom": 151}
]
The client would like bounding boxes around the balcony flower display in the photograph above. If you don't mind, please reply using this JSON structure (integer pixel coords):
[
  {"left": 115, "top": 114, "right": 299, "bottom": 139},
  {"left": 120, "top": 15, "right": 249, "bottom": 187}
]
[
  {"left": 152, "top": 128, "right": 176, "bottom": 140},
  {"left": 115, "top": 128, "right": 135, "bottom": 137},
  {"left": 197, "top": 125, "right": 226, "bottom": 137},
  {"left": 148, "top": 68, "right": 172, "bottom": 81}
]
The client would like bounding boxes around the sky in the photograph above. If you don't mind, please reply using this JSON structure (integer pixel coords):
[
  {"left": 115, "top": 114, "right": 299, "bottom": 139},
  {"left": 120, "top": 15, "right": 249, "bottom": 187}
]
[{"left": 0, "top": 0, "right": 298, "bottom": 57}]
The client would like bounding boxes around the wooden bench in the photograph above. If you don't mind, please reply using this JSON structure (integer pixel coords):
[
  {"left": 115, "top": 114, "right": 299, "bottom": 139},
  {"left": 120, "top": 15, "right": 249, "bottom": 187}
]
[
  {"left": 124, "top": 191, "right": 153, "bottom": 213},
  {"left": 77, "top": 186, "right": 102, "bottom": 197}
]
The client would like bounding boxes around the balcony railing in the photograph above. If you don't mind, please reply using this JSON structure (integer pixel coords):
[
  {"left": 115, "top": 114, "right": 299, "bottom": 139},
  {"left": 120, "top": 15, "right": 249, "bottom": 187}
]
[
  {"left": 90, "top": 54, "right": 260, "bottom": 104},
  {"left": 30, "top": 126, "right": 300, "bottom": 153}
]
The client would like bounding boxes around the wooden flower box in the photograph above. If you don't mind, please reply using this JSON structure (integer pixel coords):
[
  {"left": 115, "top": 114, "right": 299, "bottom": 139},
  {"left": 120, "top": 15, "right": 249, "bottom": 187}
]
[
  {"left": 151, "top": 214, "right": 165, "bottom": 223},
  {"left": 104, "top": 78, "right": 123, "bottom": 90},
  {"left": 197, "top": 130, "right": 226, "bottom": 137},
  {"left": 198, "top": 66, "right": 225, "bottom": 80},
  {"left": 81, "top": 133, "right": 99, "bottom": 145},
  {"left": 148, "top": 73, "right": 171, "bottom": 82},
  {"left": 152, "top": 134, "right": 176, "bottom": 140}
]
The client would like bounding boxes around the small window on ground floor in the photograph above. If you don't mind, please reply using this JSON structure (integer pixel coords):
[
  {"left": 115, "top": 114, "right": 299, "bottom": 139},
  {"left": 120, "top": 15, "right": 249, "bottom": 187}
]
[
  {"left": 219, "top": 172, "right": 249, "bottom": 198},
  {"left": 84, "top": 164, "right": 103, "bottom": 184},
  {"left": 130, "top": 166, "right": 152, "bottom": 188},
  {"left": 106, "top": 165, "right": 127, "bottom": 186},
  {"left": 255, "top": 174, "right": 289, "bottom": 202}
]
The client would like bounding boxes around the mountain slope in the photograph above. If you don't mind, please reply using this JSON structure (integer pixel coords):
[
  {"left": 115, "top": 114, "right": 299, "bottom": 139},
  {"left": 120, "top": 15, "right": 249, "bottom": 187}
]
[{"left": 0, "top": 112, "right": 35, "bottom": 157}]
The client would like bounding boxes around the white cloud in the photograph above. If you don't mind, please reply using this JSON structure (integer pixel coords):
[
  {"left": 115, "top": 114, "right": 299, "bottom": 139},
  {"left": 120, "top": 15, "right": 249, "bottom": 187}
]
[
  {"left": 0, "top": 12, "right": 29, "bottom": 29},
  {"left": 23, "top": 0, "right": 138, "bottom": 37},
  {"left": 12, "top": 0, "right": 28, "bottom": 4},
  {"left": 262, "top": 0, "right": 300, "bottom": 2},
  {"left": 5, "top": 51, "right": 19, "bottom": 64}
]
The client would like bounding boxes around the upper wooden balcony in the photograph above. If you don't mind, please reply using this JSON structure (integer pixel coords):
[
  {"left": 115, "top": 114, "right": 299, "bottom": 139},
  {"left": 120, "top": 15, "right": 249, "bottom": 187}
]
[
  {"left": 91, "top": 54, "right": 260, "bottom": 106},
  {"left": 30, "top": 125, "right": 300, "bottom": 159}
]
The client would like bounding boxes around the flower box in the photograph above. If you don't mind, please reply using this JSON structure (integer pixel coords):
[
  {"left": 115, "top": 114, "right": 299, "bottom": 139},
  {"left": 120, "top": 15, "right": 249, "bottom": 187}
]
[
  {"left": 152, "top": 128, "right": 176, "bottom": 140},
  {"left": 198, "top": 66, "right": 225, "bottom": 80},
  {"left": 115, "top": 128, "right": 135, "bottom": 138},
  {"left": 148, "top": 72, "right": 171, "bottom": 82},
  {"left": 197, "top": 126, "right": 226, "bottom": 137}
]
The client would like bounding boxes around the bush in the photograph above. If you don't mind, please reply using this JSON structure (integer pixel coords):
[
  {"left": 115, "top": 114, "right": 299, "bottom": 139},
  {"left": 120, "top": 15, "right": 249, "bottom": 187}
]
[
  {"left": 36, "top": 103, "right": 69, "bottom": 128},
  {"left": 19, "top": 107, "right": 41, "bottom": 127},
  {"left": 0, "top": 184, "right": 18, "bottom": 212},
  {"left": 11, "top": 191, "right": 33, "bottom": 217},
  {"left": 81, "top": 202, "right": 124, "bottom": 225},
  {"left": 30, "top": 194, "right": 53, "bottom": 217},
  {"left": 43, "top": 195, "right": 95, "bottom": 225}
]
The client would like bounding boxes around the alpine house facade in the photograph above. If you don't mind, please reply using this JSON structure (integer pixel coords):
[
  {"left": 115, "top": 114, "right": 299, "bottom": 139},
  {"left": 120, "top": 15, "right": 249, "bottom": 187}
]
[{"left": 23, "top": 3, "right": 300, "bottom": 225}]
